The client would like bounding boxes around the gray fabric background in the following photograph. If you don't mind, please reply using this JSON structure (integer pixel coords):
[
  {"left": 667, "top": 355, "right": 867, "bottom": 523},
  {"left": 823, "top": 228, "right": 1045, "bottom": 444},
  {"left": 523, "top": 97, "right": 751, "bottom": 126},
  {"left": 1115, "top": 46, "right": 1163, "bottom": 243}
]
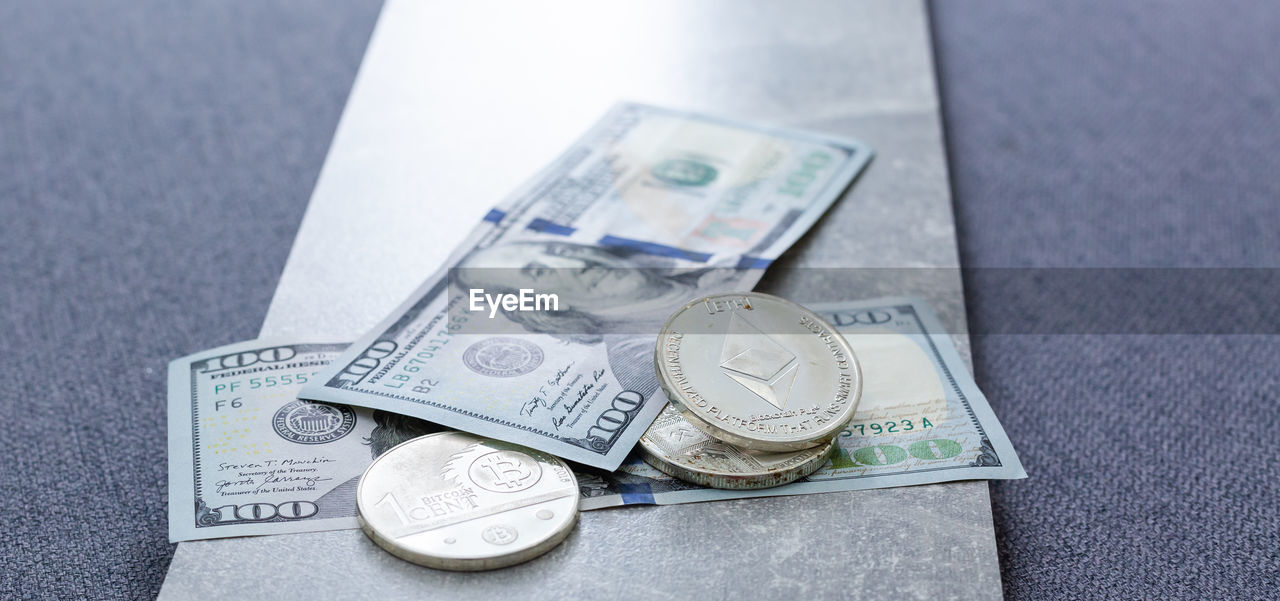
[
  {"left": 1, "top": 1, "right": 1276, "bottom": 599},
  {"left": 928, "top": 3, "right": 1280, "bottom": 598}
]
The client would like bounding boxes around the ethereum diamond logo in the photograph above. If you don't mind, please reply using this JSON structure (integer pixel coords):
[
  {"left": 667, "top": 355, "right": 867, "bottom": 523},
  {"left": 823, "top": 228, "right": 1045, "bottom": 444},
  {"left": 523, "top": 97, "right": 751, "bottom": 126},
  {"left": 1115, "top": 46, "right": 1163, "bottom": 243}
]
[{"left": 718, "top": 312, "right": 798, "bottom": 410}]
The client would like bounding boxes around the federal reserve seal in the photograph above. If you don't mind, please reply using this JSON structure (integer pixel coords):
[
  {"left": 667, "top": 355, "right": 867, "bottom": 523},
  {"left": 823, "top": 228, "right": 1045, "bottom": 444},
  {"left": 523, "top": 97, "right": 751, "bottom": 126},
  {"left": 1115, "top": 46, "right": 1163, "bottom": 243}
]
[
  {"left": 272, "top": 400, "right": 357, "bottom": 444},
  {"left": 652, "top": 158, "right": 718, "bottom": 187},
  {"left": 462, "top": 337, "right": 544, "bottom": 378}
]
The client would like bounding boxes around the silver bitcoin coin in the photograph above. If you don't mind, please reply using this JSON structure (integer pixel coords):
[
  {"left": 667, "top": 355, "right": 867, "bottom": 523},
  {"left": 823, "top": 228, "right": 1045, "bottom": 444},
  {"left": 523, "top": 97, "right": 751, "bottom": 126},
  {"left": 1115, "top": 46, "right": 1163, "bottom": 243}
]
[
  {"left": 356, "top": 432, "right": 578, "bottom": 571},
  {"left": 655, "top": 292, "right": 863, "bottom": 452},
  {"left": 640, "top": 403, "right": 836, "bottom": 489}
]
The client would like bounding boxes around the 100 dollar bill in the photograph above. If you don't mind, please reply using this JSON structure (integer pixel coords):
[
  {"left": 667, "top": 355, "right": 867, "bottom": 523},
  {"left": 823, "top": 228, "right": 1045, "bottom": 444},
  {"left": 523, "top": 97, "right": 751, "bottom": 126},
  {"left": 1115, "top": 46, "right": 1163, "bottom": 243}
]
[
  {"left": 166, "top": 341, "right": 368, "bottom": 541},
  {"left": 167, "top": 340, "right": 461, "bottom": 542},
  {"left": 297, "top": 103, "right": 873, "bottom": 470},
  {"left": 577, "top": 297, "right": 1026, "bottom": 508},
  {"left": 166, "top": 299, "right": 1022, "bottom": 541}
]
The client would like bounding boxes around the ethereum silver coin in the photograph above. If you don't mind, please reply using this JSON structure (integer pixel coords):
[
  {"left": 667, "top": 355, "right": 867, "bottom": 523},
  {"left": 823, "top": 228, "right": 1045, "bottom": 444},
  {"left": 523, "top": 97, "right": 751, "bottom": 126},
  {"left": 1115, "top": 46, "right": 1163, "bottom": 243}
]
[
  {"left": 356, "top": 432, "right": 578, "bottom": 571},
  {"left": 640, "top": 403, "right": 836, "bottom": 489},
  {"left": 655, "top": 292, "right": 862, "bottom": 452}
]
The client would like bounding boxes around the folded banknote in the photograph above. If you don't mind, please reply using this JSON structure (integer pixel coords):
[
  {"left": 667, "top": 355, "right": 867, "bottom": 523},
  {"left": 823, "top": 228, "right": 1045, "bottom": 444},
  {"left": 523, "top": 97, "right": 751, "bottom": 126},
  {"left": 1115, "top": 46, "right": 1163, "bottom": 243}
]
[{"left": 297, "top": 103, "right": 874, "bottom": 470}]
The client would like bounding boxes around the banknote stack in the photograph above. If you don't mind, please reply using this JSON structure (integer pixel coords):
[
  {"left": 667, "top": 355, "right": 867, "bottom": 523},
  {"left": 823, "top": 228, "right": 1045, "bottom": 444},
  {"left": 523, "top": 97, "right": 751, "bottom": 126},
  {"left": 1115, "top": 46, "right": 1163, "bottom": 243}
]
[{"left": 166, "top": 103, "right": 1025, "bottom": 569}]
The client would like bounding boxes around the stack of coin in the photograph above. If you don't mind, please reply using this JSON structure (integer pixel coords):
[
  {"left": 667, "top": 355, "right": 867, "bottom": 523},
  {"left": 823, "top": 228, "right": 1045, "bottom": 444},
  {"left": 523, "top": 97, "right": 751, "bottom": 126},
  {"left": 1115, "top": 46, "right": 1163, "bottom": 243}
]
[{"left": 647, "top": 291, "right": 862, "bottom": 489}]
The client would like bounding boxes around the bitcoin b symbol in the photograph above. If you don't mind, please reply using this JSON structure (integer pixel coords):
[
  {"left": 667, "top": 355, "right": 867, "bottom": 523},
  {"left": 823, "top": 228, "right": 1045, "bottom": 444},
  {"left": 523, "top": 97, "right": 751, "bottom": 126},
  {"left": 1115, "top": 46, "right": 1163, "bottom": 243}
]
[
  {"left": 481, "top": 456, "right": 531, "bottom": 489},
  {"left": 482, "top": 524, "right": 519, "bottom": 545},
  {"left": 468, "top": 451, "right": 543, "bottom": 493}
]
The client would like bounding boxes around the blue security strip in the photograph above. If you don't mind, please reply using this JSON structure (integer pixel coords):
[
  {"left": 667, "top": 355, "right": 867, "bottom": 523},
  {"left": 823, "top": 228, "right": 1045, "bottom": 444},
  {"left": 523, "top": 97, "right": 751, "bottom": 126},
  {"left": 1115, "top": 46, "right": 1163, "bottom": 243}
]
[
  {"left": 598, "top": 235, "right": 713, "bottom": 263},
  {"left": 736, "top": 255, "right": 772, "bottom": 269},
  {"left": 482, "top": 208, "right": 505, "bottom": 223},
  {"left": 618, "top": 483, "right": 656, "bottom": 505},
  {"left": 526, "top": 218, "right": 577, "bottom": 236}
]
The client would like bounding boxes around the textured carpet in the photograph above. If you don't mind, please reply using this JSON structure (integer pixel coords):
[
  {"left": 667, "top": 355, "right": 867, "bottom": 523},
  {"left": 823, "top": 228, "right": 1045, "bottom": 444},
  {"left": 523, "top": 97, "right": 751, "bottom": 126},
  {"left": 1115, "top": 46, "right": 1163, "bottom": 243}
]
[
  {"left": 930, "top": 1, "right": 1280, "bottom": 599},
  {"left": 0, "top": 2, "right": 383, "bottom": 599},
  {"left": 1, "top": 1, "right": 1276, "bottom": 599}
]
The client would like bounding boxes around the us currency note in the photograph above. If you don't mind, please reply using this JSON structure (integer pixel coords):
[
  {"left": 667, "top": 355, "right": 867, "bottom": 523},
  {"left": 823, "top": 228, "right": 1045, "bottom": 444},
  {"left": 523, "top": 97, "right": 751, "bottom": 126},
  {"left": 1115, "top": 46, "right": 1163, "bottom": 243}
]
[
  {"left": 298, "top": 103, "right": 873, "bottom": 471},
  {"left": 166, "top": 297, "right": 1020, "bottom": 541},
  {"left": 576, "top": 297, "right": 1026, "bottom": 509},
  {"left": 166, "top": 340, "right": 449, "bottom": 542}
]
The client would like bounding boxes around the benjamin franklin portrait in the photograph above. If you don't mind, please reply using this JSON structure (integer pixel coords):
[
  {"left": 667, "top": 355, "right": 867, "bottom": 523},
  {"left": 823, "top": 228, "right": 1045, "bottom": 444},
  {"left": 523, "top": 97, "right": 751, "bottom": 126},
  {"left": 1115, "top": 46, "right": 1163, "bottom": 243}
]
[{"left": 453, "top": 239, "right": 746, "bottom": 394}]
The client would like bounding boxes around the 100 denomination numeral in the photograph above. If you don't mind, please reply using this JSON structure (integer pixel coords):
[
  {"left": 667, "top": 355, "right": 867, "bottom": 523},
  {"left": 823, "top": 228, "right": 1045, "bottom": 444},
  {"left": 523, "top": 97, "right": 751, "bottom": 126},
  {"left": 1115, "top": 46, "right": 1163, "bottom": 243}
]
[
  {"left": 330, "top": 339, "right": 397, "bottom": 388},
  {"left": 207, "top": 500, "right": 320, "bottom": 524},
  {"left": 830, "top": 438, "right": 965, "bottom": 468},
  {"left": 202, "top": 345, "right": 297, "bottom": 373},
  {"left": 583, "top": 390, "right": 643, "bottom": 443},
  {"left": 777, "top": 150, "right": 834, "bottom": 197}
]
